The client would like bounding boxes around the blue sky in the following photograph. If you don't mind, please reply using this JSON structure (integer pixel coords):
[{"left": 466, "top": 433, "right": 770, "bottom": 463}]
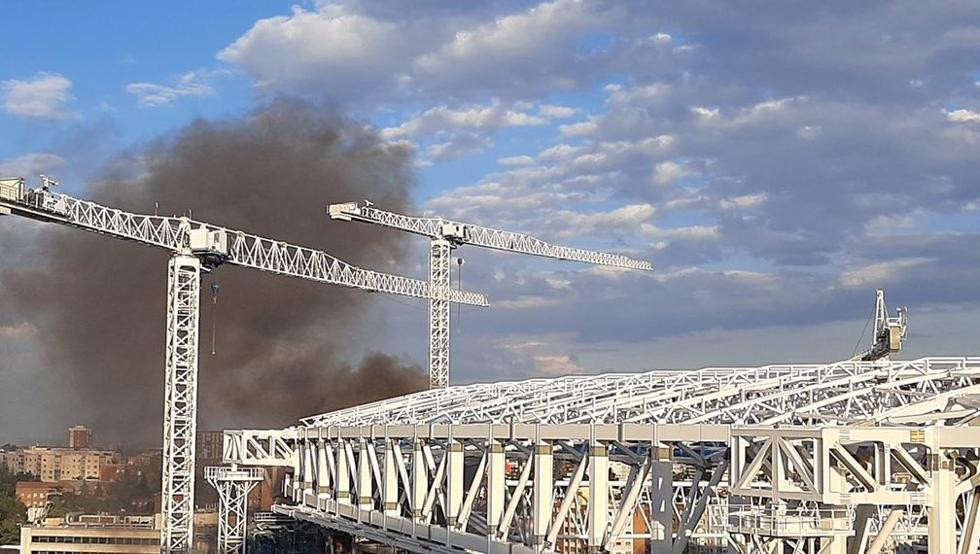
[{"left": 2, "top": 1, "right": 980, "bottom": 441}]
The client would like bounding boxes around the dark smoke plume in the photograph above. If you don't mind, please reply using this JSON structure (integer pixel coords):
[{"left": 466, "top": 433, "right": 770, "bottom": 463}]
[{"left": 1, "top": 99, "right": 427, "bottom": 443}]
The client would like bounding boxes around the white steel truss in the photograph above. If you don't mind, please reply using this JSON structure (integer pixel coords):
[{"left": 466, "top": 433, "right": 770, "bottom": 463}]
[
  {"left": 161, "top": 254, "right": 201, "bottom": 553},
  {"left": 329, "top": 201, "right": 653, "bottom": 270},
  {"left": 328, "top": 200, "right": 651, "bottom": 389},
  {"left": 429, "top": 239, "right": 452, "bottom": 389},
  {"left": 224, "top": 356, "right": 980, "bottom": 553},
  {"left": 0, "top": 183, "right": 488, "bottom": 306},
  {"left": 206, "top": 466, "right": 265, "bottom": 554}
]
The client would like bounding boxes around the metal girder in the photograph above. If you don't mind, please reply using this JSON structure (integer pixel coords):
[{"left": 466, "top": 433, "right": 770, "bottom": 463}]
[
  {"left": 328, "top": 201, "right": 653, "bottom": 270},
  {"left": 161, "top": 254, "right": 201, "bottom": 553},
  {"left": 206, "top": 466, "right": 264, "bottom": 554},
  {"left": 429, "top": 239, "right": 452, "bottom": 389},
  {"left": 0, "top": 186, "right": 488, "bottom": 306}
]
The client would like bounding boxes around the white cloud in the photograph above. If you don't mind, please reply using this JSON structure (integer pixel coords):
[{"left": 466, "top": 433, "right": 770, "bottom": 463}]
[
  {"left": 558, "top": 119, "right": 598, "bottom": 137},
  {"left": 412, "top": 0, "right": 606, "bottom": 92},
  {"left": 218, "top": 5, "right": 412, "bottom": 98},
  {"left": 0, "top": 153, "right": 67, "bottom": 178},
  {"left": 838, "top": 258, "right": 931, "bottom": 288},
  {"left": 946, "top": 109, "right": 980, "bottom": 123},
  {"left": 497, "top": 295, "right": 563, "bottom": 310},
  {"left": 382, "top": 102, "right": 547, "bottom": 140},
  {"left": 797, "top": 125, "right": 822, "bottom": 139},
  {"left": 538, "top": 104, "right": 577, "bottom": 118},
  {"left": 533, "top": 354, "right": 584, "bottom": 376},
  {"left": 653, "top": 161, "right": 691, "bottom": 185},
  {"left": 498, "top": 155, "right": 535, "bottom": 167},
  {"left": 1, "top": 73, "right": 74, "bottom": 119},
  {"left": 718, "top": 193, "right": 767, "bottom": 211},
  {"left": 125, "top": 70, "right": 217, "bottom": 107},
  {"left": 552, "top": 204, "right": 655, "bottom": 238},
  {"left": 0, "top": 322, "right": 38, "bottom": 340},
  {"left": 690, "top": 106, "right": 719, "bottom": 120}
]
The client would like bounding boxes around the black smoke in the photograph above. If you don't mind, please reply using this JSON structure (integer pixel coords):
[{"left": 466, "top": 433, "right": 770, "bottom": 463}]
[{"left": 1, "top": 99, "right": 428, "bottom": 443}]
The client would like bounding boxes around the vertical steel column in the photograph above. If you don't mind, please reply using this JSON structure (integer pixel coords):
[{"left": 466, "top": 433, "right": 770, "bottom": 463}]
[
  {"left": 207, "top": 466, "right": 263, "bottom": 554},
  {"left": 383, "top": 438, "right": 399, "bottom": 516},
  {"left": 337, "top": 439, "right": 351, "bottom": 505},
  {"left": 161, "top": 254, "right": 201, "bottom": 554},
  {"left": 428, "top": 239, "right": 452, "bottom": 389},
  {"left": 532, "top": 442, "right": 554, "bottom": 551},
  {"left": 929, "top": 450, "right": 957, "bottom": 554},
  {"left": 649, "top": 451, "right": 672, "bottom": 554},
  {"left": 318, "top": 440, "right": 331, "bottom": 501},
  {"left": 358, "top": 439, "right": 373, "bottom": 510},
  {"left": 486, "top": 441, "right": 506, "bottom": 541},
  {"left": 446, "top": 439, "right": 464, "bottom": 528},
  {"left": 588, "top": 443, "right": 609, "bottom": 551}
]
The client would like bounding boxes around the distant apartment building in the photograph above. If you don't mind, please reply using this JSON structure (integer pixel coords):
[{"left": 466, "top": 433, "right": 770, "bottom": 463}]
[
  {"left": 0, "top": 449, "right": 26, "bottom": 474},
  {"left": 19, "top": 447, "right": 117, "bottom": 482},
  {"left": 20, "top": 514, "right": 159, "bottom": 554},
  {"left": 197, "top": 430, "right": 224, "bottom": 462},
  {"left": 68, "top": 425, "right": 92, "bottom": 449}
]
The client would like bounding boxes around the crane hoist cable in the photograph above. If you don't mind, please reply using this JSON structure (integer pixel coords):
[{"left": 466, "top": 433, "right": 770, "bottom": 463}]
[
  {"left": 210, "top": 282, "right": 221, "bottom": 356},
  {"left": 456, "top": 257, "right": 464, "bottom": 335}
]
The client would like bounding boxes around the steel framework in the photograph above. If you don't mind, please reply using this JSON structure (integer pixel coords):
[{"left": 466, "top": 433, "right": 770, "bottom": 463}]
[
  {"left": 0, "top": 177, "right": 489, "bottom": 554},
  {"left": 328, "top": 200, "right": 652, "bottom": 389},
  {"left": 224, "top": 356, "right": 980, "bottom": 553},
  {"left": 206, "top": 466, "right": 265, "bottom": 554},
  {"left": 161, "top": 254, "right": 202, "bottom": 551}
]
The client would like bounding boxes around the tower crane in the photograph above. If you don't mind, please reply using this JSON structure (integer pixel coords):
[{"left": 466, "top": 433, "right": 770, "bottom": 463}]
[
  {"left": 854, "top": 289, "right": 908, "bottom": 362},
  {"left": 0, "top": 177, "right": 489, "bottom": 554},
  {"left": 328, "top": 201, "right": 653, "bottom": 389}
]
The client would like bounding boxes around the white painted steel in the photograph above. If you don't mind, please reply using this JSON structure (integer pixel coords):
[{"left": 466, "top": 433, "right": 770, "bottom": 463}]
[
  {"left": 329, "top": 201, "right": 653, "bottom": 270},
  {"left": 161, "top": 254, "right": 201, "bottom": 553},
  {"left": 228, "top": 356, "right": 980, "bottom": 553},
  {"left": 206, "top": 466, "right": 264, "bottom": 554}
]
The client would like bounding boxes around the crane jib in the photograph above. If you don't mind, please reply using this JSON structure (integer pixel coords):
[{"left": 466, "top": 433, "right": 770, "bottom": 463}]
[{"left": 0, "top": 184, "right": 489, "bottom": 307}]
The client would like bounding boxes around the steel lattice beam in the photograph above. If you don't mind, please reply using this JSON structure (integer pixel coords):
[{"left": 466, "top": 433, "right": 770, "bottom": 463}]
[{"left": 161, "top": 254, "right": 201, "bottom": 553}]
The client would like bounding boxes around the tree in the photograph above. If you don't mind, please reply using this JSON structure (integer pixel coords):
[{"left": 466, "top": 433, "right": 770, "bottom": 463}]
[{"left": 0, "top": 466, "right": 27, "bottom": 544}]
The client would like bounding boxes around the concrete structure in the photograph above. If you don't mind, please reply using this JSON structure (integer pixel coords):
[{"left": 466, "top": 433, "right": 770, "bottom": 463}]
[
  {"left": 68, "top": 426, "right": 92, "bottom": 450},
  {"left": 223, "top": 356, "right": 980, "bottom": 554},
  {"left": 20, "top": 515, "right": 159, "bottom": 554}
]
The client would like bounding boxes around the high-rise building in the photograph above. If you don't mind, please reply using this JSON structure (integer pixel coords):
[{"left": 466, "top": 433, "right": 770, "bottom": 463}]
[{"left": 68, "top": 425, "right": 91, "bottom": 449}]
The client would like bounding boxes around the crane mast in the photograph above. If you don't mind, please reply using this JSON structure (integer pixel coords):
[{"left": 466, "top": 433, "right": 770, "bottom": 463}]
[
  {"left": 328, "top": 200, "right": 652, "bottom": 389},
  {"left": 0, "top": 177, "right": 488, "bottom": 554}
]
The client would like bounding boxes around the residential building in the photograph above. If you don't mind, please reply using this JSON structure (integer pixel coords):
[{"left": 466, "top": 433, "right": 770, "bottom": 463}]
[
  {"left": 196, "top": 431, "right": 223, "bottom": 462},
  {"left": 68, "top": 426, "right": 92, "bottom": 450},
  {"left": 19, "top": 448, "right": 116, "bottom": 482}
]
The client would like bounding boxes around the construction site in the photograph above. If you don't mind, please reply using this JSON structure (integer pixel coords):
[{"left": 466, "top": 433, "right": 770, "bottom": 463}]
[{"left": 1, "top": 172, "right": 978, "bottom": 554}]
